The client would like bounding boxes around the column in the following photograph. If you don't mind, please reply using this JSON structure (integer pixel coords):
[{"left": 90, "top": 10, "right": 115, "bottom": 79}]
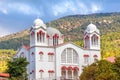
[
  {"left": 66, "top": 70, "right": 68, "bottom": 79},
  {"left": 72, "top": 70, "right": 74, "bottom": 79}
]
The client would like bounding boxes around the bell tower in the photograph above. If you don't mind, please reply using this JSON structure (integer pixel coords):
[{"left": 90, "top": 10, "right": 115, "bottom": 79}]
[
  {"left": 84, "top": 23, "right": 100, "bottom": 50},
  {"left": 30, "top": 18, "right": 47, "bottom": 47}
]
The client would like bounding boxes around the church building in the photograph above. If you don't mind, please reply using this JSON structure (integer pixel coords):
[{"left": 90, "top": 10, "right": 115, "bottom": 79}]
[{"left": 16, "top": 18, "right": 100, "bottom": 80}]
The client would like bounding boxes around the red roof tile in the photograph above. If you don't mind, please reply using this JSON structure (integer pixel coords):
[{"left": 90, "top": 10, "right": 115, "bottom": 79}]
[
  {"left": 0, "top": 73, "right": 10, "bottom": 77},
  {"left": 23, "top": 45, "right": 30, "bottom": 50},
  {"left": 106, "top": 56, "right": 115, "bottom": 63}
]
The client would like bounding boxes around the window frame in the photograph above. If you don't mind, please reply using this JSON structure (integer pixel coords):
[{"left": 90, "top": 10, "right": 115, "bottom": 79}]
[
  {"left": 83, "top": 55, "right": 89, "bottom": 64},
  {"left": 48, "top": 53, "right": 54, "bottom": 62},
  {"left": 61, "top": 48, "right": 79, "bottom": 64}
]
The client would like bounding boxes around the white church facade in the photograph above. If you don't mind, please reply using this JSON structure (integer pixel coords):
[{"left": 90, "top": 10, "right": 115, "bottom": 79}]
[{"left": 16, "top": 18, "right": 100, "bottom": 80}]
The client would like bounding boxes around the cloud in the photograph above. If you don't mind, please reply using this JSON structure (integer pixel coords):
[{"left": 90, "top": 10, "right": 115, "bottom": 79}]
[
  {"left": 0, "top": 2, "right": 8, "bottom": 14},
  {"left": 52, "top": 1, "right": 74, "bottom": 16},
  {"left": 0, "top": 0, "right": 103, "bottom": 37},
  {"left": 52, "top": 0, "right": 102, "bottom": 16},
  {"left": 0, "top": 1, "right": 41, "bottom": 16},
  {"left": 8, "top": 3, "right": 41, "bottom": 15},
  {"left": 91, "top": 3, "right": 102, "bottom": 13}
]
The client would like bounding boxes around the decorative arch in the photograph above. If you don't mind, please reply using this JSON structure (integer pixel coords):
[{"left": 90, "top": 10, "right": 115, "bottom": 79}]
[
  {"left": 39, "top": 51, "right": 44, "bottom": 55},
  {"left": 61, "top": 48, "right": 79, "bottom": 64},
  {"left": 85, "top": 35, "right": 89, "bottom": 39},
  {"left": 39, "top": 69, "right": 44, "bottom": 72}
]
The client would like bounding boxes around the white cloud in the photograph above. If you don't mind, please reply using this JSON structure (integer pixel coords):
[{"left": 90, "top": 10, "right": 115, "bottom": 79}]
[
  {"left": 0, "top": 1, "right": 41, "bottom": 16},
  {"left": 77, "top": 2, "right": 89, "bottom": 14},
  {"left": 91, "top": 3, "right": 102, "bottom": 13},
  {"left": 0, "top": 2, "right": 8, "bottom": 14},
  {"left": 52, "top": 1, "right": 72, "bottom": 16},
  {"left": 52, "top": 0, "right": 102, "bottom": 16},
  {"left": 8, "top": 3, "right": 41, "bottom": 15}
]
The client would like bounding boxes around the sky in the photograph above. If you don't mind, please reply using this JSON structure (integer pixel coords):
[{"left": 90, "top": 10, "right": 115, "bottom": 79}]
[{"left": 0, "top": 0, "right": 120, "bottom": 37}]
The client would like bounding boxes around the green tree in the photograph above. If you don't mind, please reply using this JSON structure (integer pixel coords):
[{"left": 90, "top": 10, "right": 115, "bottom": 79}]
[
  {"left": 113, "top": 57, "right": 120, "bottom": 80},
  {"left": 80, "top": 60, "right": 118, "bottom": 80},
  {"left": 7, "top": 57, "right": 29, "bottom": 80}
]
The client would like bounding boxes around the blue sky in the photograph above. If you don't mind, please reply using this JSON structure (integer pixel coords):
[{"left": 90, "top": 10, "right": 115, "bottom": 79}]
[{"left": 0, "top": 0, "right": 120, "bottom": 37}]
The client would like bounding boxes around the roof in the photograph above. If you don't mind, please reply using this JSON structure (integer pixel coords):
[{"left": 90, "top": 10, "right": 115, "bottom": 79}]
[
  {"left": 0, "top": 73, "right": 10, "bottom": 78},
  {"left": 85, "top": 23, "right": 100, "bottom": 34},
  {"left": 56, "top": 42, "right": 100, "bottom": 51},
  {"left": 30, "top": 42, "right": 100, "bottom": 51},
  {"left": 32, "top": 18, "right": 46, "bottom": 29},
  {"left": 46, "top": 27, "right": 62, "bottom": 36},
  {"left": 106, "top": 56, "right": 115, "bottom": 63},
  {"left": 15, "top": 45, "right": 29, "bottom": 58},
  {"left": 22, "top": 45, "right": 30, "bottom": 50},
  {"left": 56, "top": 42, "right": 83, "bottom": 49}
]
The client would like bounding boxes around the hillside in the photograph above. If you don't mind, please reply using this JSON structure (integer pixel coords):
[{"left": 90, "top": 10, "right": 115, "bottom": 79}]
[{"left": 0, "top": 12, "right": 120, "bottom": 58}]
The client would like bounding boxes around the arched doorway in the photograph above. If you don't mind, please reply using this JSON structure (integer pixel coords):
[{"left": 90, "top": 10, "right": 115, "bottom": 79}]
[
  {"left": 61, "top": 66, "right": 79, "bottom": 79},
  {"left": 73, "top": 67, "right": 79, "bottom": 79},
  {"left": 61, "top": 68, "right": 66, "bottom": 79},
  {"left": 68, "top": 69, "right": 72, "bottom": 79},
  {"left": 61, "top": 66, "right": 67, "bottom": 79}
]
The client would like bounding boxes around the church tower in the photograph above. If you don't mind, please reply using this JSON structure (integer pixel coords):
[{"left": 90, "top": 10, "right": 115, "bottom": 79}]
[
  {"left": 30, "top": 18, "right": 47, "bottom": 47},
  {"left": 29, "top": 18, "right": 47, "bottom": 80},
  {"left": 84, "top": 23, "right": 100, "bottom": 50}
]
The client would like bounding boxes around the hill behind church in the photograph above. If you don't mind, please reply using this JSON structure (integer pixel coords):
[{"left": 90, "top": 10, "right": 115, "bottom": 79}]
[{"left": 0, "top": 12, "right": 120, "bottom": 58}]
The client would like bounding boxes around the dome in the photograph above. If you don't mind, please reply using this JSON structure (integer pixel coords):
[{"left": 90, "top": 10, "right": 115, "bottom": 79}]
[
  {"left": 34, "top": 18, "right": 44, "bottom": 26},
  {"left": 85, "top": 23, "right": 99, "bottom": 34},
  {"left": 33, "top": 18, "right": 46, "bottom": 29},
  {"left": 87, "top": 23, "right": 97, "bottom": 31},
  {"left": 47, "top": 27, "right": 62, "bottom": 36}
]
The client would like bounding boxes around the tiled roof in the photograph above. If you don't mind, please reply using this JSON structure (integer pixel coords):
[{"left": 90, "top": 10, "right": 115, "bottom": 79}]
[
  {"left": 106, "top": 56, "right": 115, "bottom": 63},
  {"left": 22, "top": 45, "right": 30, "bottom": 50},
  {"left": 0, "top": 73, "right": 10, "bottom": 77}
]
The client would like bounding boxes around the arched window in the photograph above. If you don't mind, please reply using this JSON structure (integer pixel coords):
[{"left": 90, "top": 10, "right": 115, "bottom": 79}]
[
  {"left": 61, "top": 68, "right": 66, "bottom": 79},
  {"left": 48, "top": 70, "right": 54, "bottom": 78},
  {"left": 31, "top": 31, "right": 35, "bottom": 44},
  {"left": 61, "top": 48, "right": 78, "bottom": 64},
  {"left": 48, "top": 52, "right": 54, "bottom": 62},
  {"left": 84, "top": 35, "right": 89, "bottom": 48},
  {"left": 39, "top": 52, "right": 44, "bottom": 61},
  {"left": 46, "top": 34, "right": 50, "bottom": 45},
  {"left": 37, "top": 30, "right": 45, "bottom": 43},
  {"left": 83, "top": 54, "right": 89, "bottom": 64},
  {"left": 39, "top": 69, "right": 44, "bottom": 79},
  {"left": 53, "top": 34, "right": 59, "bottom": 46},
  {"left": 31, "top": 52, "right": 34, "bottom": 62},
  {"left": 91, "top": 34, "right": 98, "bottom": 46},
  {"left": 93, "top": 55, "right": 98, "bottom": 62}
]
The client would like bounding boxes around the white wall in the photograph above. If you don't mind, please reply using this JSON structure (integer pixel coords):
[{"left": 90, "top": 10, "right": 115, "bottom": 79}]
[
  {"left": 31, "top": 46, "right": 55, "bottom": 80},
  {"left": 55, "top": 43, "right": 100, "bottom": 78}
]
